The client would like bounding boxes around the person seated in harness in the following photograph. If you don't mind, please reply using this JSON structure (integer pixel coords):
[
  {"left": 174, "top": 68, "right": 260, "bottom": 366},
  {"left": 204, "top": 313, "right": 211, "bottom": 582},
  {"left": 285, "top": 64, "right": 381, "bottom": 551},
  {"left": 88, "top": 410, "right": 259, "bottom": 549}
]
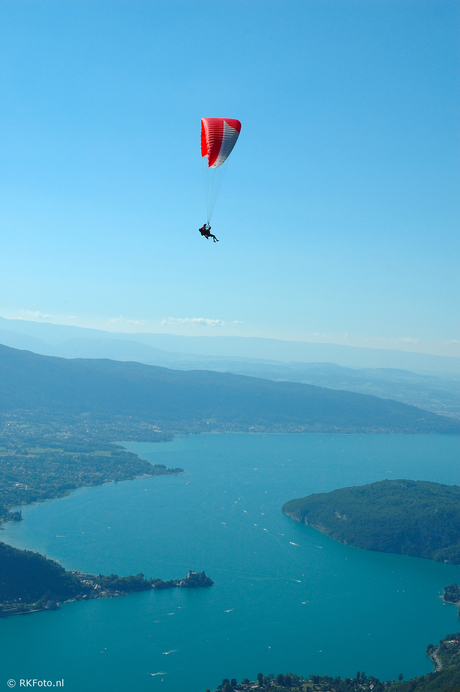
[{"left": 199, "top": 223, "right": 219, "bottom": 242}]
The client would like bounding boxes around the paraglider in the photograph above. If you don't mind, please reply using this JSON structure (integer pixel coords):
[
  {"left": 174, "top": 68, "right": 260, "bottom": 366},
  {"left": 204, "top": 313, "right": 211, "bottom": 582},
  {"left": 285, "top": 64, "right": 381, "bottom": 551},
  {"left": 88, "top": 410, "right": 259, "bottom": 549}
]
[
  {"left": 199, "top": 223, "right": 219, "bottom": 242},
  {"left": 200, "top": 118, "right": 241, "bottom": 240}
]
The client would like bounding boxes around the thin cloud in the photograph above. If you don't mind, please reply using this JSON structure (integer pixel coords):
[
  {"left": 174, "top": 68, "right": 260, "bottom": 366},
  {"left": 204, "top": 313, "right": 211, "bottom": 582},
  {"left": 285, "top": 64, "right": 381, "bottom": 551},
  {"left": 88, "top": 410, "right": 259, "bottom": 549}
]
[
  {"left": 15, "top": 310, "right": 81, "bottom": 323},
  {"left": 161, "top": 317, "right": 225, "bottom": 327},
  {"left": 108, "top": 316, "right": 146, "bottom": 326},
  {"left": 20, "top": 310, "right": 53, "bottom": 320},
  {"left": 396, "top": 337, "right": 419, "bottom": 344},
  {"left": 309, "top": 332, "right": 349, "bottom": 340}
]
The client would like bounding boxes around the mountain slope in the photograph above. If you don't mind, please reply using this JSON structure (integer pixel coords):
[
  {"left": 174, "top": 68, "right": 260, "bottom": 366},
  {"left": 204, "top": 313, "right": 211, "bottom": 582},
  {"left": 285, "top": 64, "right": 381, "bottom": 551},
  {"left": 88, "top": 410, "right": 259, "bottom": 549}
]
[
  {"left": 0, "top": 345, "right": 458, "bottom": 433},
  {"left": 1, "top": 328, "right": 460, "bottom": 420}
]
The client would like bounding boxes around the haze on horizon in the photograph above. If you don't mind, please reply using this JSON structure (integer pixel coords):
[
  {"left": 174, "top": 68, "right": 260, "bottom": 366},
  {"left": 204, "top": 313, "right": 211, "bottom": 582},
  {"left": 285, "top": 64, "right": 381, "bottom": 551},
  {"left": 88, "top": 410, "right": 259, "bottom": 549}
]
[{"left": 0, "top": 1, "right": 458, "bottom": 359}]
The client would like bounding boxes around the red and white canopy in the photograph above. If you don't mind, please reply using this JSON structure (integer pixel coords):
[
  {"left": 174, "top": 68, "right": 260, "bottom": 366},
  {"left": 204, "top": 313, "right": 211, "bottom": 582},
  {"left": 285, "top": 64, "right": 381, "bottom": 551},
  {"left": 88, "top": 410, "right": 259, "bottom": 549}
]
[{"left": 201, "top": 118, "right": 241, "bottom": 169}]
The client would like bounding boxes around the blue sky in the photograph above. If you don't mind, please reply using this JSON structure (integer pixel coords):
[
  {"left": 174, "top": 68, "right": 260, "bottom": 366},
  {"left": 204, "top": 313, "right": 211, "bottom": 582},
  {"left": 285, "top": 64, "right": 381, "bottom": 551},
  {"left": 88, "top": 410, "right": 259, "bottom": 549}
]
[{"left": 0, "top": 0, "right": 458, "bottom": 356}]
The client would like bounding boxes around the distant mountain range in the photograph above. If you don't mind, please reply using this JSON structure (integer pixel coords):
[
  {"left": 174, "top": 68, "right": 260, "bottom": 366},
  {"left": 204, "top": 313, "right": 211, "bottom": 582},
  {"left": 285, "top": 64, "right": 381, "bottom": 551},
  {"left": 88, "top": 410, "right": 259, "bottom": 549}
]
[
  {"left": 0, "top": 344, "right": 458, "bottom": 434},
  {"left": 1, "top": 316, "right": 460, "bottom": 374},
  {"left": 0, "top": 318, "right": 459, "bottom": 420}
]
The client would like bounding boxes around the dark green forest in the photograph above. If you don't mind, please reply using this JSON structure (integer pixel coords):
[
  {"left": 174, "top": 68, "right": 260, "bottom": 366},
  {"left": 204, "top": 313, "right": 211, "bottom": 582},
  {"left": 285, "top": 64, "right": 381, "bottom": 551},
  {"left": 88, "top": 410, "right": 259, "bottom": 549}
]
[
  {"left": 444, "top": 584, "right": 460, "bottom": 605},
  {"left": 0, "top": 541, "right": 83, "bottom": 609},
  {"left": 0, "top": 344, "right": 458, "bottom": 434},
  {"left": 283, "top": 480, "right": 460, "bottom": 564}
]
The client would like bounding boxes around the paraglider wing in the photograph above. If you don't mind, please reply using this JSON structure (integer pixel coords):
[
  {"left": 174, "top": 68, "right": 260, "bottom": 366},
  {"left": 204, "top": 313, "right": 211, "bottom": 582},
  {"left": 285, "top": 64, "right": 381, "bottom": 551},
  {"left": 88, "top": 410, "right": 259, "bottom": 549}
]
[{"left": 201, "top": 118, "right": 241, "bottom": 169}]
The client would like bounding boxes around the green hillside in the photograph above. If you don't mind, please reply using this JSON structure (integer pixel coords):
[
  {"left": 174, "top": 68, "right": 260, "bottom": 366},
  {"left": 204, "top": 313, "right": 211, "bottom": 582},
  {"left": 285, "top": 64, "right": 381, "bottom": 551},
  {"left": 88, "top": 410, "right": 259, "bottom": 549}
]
[
  {"left": 0, "top": 541, "right": 83, "bottom": 607},
  {"left": 283, "top": 480, "right": 460, "bottom": 564},
  {"left": 0, "top": 345, "right": 458, "bottom": 434}
]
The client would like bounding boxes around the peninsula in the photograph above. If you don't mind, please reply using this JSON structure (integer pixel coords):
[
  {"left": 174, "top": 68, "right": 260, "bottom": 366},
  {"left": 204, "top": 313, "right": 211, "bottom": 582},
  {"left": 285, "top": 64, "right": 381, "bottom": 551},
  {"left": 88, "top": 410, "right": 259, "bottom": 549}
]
[
  {"left": 0, "top": 541, "right": 213, "bottom": 618},
  {"left": 282, "top": 479, "right": 460, "bottom": 564}
]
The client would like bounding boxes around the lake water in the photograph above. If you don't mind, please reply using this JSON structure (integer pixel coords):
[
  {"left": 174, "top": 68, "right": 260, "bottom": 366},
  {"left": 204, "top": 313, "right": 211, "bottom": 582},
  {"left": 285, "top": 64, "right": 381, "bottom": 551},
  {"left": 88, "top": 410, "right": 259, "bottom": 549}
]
[{"left": 2, "top": 433, "right": 460, "bottom": 692}]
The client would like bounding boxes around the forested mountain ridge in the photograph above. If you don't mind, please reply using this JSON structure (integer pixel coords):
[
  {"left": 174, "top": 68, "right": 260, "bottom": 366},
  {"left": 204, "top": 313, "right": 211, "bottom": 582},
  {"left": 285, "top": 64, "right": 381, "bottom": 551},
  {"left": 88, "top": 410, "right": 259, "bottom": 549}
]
[
  {"left": 283, "top": 480, "right": 460, "bottom": 564},
  {"left": 3, "top": 327, "right": 459, "bottom": 419},
  {"left": 0, "top": 345, "right": 458, "bottom": 434}
]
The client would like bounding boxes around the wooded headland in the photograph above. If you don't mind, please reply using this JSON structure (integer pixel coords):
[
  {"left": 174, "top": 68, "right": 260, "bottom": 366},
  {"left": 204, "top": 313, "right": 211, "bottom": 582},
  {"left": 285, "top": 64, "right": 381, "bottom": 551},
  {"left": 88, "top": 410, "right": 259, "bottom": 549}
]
[{"left": 283, "top": 479, "right": 460, "bottom": 564}]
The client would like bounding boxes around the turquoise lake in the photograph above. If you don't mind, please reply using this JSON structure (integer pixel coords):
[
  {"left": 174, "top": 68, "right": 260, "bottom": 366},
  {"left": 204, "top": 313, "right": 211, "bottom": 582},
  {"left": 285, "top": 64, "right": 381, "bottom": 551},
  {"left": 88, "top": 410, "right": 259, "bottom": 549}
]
[{"left": 2, "top": 433, "right": 460, "bottom": 692}]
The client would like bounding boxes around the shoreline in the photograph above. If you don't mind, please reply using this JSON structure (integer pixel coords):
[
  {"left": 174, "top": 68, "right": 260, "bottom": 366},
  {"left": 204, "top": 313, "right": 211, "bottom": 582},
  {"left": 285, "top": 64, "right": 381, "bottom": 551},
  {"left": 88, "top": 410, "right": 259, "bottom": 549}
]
[
  {"left": 0, "top": 467, "right": 183, "bottom": 531},
  {"left": 0, "top": 569, "right": 213, "bottom": 619}
]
